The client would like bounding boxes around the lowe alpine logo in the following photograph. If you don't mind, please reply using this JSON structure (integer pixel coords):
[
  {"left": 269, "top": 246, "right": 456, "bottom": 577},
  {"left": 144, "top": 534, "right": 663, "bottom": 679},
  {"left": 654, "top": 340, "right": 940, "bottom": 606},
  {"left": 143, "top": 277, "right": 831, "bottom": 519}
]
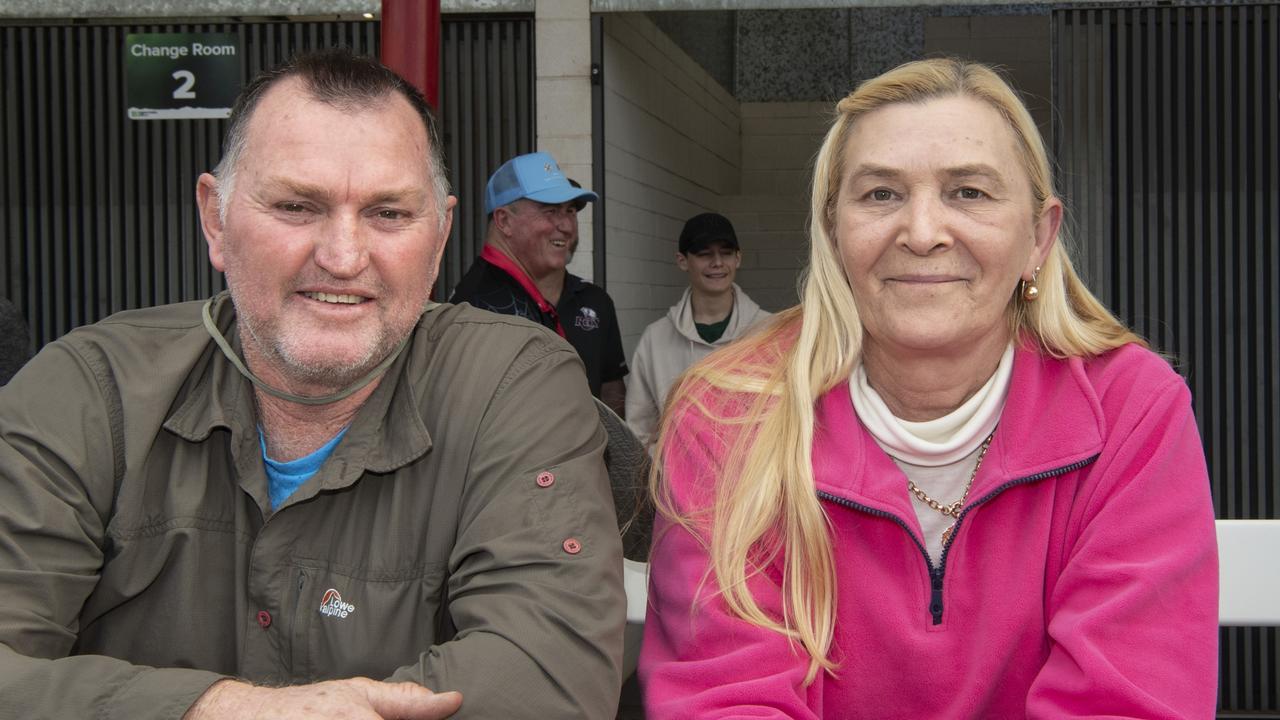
[{"left": 319, "top": 588, "right": 356, "bottom": 619}]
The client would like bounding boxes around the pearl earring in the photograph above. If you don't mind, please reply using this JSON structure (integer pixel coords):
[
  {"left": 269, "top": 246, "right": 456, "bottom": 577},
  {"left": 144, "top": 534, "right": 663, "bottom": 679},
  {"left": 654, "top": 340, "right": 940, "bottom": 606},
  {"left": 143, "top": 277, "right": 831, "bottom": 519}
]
[{"left": 1021, "top": 266, "right": 1041, "bottom": 302}]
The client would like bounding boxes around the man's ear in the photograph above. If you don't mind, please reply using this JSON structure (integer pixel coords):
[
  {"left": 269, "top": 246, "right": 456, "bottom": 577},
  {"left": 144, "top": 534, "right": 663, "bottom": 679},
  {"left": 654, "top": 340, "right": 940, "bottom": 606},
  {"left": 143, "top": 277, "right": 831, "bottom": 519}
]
[
  {"left": 432, "top": 195, "right": 458, "bottom": 268},
  {"left": 492, "top": 205, "right": 515, "bottom": 237},
  {"left": 675, "top": 252, "right": 689, "bottom": 272},
  {"left": 196, "top": 173, "right": 227, "bottom": 271}
]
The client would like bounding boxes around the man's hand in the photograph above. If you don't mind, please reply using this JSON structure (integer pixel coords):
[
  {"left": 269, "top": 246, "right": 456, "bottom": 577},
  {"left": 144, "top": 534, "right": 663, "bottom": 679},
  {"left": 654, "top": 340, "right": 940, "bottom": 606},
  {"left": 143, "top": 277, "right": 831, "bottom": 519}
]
[{"left": 184, "top": 677, "right": 462, "bottom": 720}]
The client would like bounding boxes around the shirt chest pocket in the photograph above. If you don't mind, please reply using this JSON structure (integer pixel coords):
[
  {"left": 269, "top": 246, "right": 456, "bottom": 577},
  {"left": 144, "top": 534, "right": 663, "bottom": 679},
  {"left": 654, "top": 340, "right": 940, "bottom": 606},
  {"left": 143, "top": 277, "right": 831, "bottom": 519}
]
[{"left": 290, "top": 561, "right": 449, "bottom": 682}]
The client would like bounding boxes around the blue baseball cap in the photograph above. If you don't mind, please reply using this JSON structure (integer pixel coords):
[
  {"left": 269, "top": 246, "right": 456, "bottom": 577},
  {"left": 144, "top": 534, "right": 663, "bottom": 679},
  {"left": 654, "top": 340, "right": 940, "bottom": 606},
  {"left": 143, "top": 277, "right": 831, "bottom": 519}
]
[{"left": 484, "top": 152, "right": 599, "bottom": 215}]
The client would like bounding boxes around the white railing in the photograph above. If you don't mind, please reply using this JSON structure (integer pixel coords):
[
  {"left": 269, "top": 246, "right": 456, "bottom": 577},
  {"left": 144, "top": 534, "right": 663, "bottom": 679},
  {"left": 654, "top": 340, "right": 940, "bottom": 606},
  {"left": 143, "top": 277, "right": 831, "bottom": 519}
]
[{"left": 1217, "top": 519, "right": 1280, "bottom": 626}]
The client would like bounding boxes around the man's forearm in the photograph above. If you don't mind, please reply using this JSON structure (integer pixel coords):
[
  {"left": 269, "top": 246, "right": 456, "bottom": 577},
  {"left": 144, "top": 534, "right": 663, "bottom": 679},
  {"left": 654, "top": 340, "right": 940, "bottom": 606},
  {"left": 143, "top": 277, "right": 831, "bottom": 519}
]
[
  {"left": 0, "top": 647, "right": 224, "bottom": 720},
  {"left": 184, "top": 677, "right": 461, "bottom": 720}
]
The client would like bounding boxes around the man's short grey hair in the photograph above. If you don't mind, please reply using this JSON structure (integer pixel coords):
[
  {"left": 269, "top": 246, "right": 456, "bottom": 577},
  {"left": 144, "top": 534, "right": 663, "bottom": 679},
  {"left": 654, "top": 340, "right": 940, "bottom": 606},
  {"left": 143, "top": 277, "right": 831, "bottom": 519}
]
[{"left": 212, "top": 48, "right": 451, "bottom": 230}]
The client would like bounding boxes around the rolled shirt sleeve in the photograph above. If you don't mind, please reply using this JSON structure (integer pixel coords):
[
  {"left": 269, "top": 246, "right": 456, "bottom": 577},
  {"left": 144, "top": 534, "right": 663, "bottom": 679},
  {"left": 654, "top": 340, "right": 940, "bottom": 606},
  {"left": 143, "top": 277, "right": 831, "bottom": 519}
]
[{"left": 390, "top": 340, "right": 626, "bottom": 718}]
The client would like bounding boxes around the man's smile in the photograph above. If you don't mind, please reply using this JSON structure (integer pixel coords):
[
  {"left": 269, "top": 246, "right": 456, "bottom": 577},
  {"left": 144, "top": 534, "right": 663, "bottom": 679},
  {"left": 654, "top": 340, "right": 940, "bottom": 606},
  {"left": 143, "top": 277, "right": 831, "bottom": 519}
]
[{"left": 301, "top": 291, "right": 367, "bottom": 304}]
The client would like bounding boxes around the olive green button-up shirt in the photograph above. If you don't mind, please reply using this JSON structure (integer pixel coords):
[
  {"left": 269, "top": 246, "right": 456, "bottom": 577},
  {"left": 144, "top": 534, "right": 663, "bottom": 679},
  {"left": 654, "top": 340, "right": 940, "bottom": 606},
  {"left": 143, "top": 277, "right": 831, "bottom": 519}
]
[{"left": 0, "top": 294, "right": 625, "bottom": 719}]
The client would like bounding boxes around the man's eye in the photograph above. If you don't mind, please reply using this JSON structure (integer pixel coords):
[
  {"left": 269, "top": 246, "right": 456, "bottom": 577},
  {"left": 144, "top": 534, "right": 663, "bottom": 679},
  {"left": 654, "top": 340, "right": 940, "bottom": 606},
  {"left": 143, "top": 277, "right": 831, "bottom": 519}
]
[
  {"left": 377, "top": 209, "right": 407, "bottom": 221},
  {"left": 278, "top": 202, "right": 309, "bottom": 213}
]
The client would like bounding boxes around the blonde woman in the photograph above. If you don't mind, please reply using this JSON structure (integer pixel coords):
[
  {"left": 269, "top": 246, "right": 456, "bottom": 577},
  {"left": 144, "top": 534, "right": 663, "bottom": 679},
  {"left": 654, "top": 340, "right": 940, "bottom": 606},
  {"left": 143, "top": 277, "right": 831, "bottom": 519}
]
[{"left": 639, "top": 59, "right": 1218, "bottom": 718}]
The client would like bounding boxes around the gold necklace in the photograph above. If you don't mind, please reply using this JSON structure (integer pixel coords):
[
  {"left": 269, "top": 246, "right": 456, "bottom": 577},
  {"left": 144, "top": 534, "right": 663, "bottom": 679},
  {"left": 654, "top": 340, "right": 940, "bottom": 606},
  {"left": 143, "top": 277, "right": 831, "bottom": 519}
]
[{"left": 906, "top": 430, "right": 995, "bottom": 547}]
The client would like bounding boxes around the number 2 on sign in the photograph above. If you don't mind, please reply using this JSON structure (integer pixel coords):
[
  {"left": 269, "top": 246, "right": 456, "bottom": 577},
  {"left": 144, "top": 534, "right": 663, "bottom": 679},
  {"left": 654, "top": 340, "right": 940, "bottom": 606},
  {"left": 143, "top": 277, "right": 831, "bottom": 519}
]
[{"left": 172, "top": 70, "right": 196, "bottom": 99}]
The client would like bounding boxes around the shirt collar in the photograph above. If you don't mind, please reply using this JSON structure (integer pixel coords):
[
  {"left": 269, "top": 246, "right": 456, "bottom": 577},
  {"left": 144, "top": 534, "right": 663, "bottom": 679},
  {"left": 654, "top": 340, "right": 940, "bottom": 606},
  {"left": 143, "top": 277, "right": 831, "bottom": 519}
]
[
  {"left": 850, "top": 344, "right": 1014, "bottom": 466},
  {"left": 163, "top": 292, "right": 435, "bottom": 486},
  {"left": 814, "top": 344, "right": 1105, "bottom": 511},
  {"left": 480, "top": 245, "right": 566, "bottom": 337},
  {"left": 562, "top": 272, "right": 585, "bottom": 297}
]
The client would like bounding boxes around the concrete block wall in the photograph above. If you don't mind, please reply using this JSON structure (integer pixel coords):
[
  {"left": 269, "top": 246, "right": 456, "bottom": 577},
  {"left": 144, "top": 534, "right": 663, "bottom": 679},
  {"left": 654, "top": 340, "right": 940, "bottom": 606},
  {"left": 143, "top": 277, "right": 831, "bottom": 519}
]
[
  {"left": 720, "top": 101, "right": 828, "bottom": 313},
  {"left": 601, "top": 13, "right": 742, "bottom": 358},
  {"left": 536, "top": 0, "right": 597, "bottom": 280}
]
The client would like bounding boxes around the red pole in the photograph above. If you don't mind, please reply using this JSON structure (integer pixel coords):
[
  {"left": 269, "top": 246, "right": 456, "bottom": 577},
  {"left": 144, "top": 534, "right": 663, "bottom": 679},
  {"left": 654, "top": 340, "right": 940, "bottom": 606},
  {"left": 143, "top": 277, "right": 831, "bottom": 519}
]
[{"left": 380, "top": 0, "right": 441, "bottom": 109}]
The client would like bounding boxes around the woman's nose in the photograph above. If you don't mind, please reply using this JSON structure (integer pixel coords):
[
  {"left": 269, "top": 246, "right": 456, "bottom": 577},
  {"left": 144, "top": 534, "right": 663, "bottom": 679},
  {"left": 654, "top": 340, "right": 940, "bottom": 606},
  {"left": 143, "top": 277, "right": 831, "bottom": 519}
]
[{"left": 899, "top": 194, "right": 953, "bottom": 255}]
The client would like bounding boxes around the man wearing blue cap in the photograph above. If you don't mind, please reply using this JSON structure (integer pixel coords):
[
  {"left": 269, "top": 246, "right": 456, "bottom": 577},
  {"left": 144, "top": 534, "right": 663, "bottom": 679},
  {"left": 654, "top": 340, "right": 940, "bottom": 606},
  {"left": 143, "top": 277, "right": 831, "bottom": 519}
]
[{"left": 451, "top": 152, "right": 628, "bottom": 416}]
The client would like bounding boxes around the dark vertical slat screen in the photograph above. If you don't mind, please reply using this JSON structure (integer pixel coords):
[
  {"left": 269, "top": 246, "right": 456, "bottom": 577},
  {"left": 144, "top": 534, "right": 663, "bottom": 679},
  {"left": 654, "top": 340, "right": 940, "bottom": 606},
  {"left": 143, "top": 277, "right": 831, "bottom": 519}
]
[
  {"left": 1055, "top": 6, "right": 1279, "bottom": 715},
  {"left": 1, "top": 15, "right": 533, "bottom": 350},
  {"left": 436, "top": 16, "right": 534, "bottom": 299}
]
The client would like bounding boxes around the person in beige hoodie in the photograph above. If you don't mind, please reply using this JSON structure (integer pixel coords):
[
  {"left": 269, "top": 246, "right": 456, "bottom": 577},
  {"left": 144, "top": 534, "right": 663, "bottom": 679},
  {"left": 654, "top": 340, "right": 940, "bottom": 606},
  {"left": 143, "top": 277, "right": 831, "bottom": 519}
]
[{"left": 626, "top": 213, "right": 772, "bottom": 448}]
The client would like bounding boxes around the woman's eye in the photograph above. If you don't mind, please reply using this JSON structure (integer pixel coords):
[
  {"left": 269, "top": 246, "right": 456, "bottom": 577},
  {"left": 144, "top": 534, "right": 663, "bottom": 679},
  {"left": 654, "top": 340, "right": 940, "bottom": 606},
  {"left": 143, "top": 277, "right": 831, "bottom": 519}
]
[
  {"left": 870, "top": 189, "right": 894, "bottom": 202},
  {"left": 957, "top": 187, "right": 987, "bottom": 200}
]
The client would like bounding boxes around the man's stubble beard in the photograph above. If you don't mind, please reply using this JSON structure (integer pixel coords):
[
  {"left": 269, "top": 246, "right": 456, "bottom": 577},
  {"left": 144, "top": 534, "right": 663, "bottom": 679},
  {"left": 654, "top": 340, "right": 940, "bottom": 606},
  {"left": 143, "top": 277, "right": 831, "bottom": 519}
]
[{"left": 226, "top": 274, "right": 425, "bottom": 391}]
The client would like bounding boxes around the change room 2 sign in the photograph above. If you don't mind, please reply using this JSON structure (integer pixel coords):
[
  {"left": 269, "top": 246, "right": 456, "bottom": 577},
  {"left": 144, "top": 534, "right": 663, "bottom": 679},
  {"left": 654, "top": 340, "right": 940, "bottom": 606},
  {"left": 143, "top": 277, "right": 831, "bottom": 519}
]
[{"left": 126, "top": 33, "right": 242, "bottom": 120}]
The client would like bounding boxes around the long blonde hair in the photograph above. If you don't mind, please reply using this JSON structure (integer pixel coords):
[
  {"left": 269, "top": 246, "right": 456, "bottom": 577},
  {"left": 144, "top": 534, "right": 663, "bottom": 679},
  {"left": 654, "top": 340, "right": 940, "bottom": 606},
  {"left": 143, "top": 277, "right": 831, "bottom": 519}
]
[{"left": 652, "top": 58, "right": 1144, "bottom": 683}]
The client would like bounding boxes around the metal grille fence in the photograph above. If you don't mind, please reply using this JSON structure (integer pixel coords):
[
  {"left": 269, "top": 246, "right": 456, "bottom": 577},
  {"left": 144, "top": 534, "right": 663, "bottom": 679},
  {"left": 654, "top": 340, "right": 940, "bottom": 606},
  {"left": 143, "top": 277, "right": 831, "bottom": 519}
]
[
  {"left": 1055, "top": 6, "right": 1279, "bottom": 714},
  {"left": 0, "top": 15, "right": 533, "bottom": 349},
  {"left": 438, "top": 16, "right": 535, "bottom": 296}
]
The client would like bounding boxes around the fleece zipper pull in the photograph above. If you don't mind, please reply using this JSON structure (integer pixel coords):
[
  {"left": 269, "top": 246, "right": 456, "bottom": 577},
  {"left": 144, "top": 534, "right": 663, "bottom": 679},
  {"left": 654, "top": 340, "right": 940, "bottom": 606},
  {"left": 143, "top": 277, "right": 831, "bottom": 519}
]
[{"left": 929, "top": 572, "right": 945, "bottom": 625}]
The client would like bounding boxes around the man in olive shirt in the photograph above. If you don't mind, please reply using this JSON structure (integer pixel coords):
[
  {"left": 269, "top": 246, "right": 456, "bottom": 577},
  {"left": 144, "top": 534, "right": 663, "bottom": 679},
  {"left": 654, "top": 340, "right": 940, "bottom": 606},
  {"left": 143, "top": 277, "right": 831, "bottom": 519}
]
[{"left": 0, "top": 50, "right": 623, "bottom": 720}]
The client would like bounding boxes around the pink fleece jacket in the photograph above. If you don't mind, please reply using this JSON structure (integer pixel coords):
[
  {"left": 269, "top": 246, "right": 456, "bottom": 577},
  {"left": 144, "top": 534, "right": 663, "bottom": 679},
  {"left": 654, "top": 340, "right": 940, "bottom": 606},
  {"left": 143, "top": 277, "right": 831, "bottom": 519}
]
[{"left": 640, "top": 344, "right": 1218, "bottom": 719}]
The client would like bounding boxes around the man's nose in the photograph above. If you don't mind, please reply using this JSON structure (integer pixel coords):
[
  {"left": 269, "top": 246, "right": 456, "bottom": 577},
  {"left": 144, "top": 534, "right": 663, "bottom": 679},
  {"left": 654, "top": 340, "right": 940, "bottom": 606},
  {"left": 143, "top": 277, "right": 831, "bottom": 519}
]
[{"left": 314, "top": 214, "right": 370, "bottom": 278}]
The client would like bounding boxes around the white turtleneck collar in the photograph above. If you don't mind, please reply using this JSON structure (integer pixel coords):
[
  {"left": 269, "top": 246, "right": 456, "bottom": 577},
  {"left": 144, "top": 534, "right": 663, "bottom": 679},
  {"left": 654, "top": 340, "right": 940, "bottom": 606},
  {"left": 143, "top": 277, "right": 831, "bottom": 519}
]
[{"left": 850, "top": 344, "right": 1014, "bottom": 466}]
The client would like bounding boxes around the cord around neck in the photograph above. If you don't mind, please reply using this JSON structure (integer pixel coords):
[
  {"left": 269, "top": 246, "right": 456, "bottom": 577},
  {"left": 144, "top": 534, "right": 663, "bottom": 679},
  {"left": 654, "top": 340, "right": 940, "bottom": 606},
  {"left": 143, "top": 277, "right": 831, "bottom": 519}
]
[{"left": 201, "top": 296, "right": 412, "bottom": 406}]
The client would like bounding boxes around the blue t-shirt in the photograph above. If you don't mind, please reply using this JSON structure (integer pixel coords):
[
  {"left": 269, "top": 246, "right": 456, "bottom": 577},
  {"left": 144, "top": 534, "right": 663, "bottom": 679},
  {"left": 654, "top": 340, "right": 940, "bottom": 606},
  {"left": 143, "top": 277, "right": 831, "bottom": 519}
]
[{"left": 260, "top": 427, "right": 349, "bottom": 510}]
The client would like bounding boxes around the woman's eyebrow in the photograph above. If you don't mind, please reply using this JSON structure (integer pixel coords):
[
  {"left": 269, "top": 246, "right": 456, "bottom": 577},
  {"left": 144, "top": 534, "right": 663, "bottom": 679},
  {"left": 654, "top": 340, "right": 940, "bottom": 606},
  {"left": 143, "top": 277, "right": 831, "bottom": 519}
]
[
  {"left": 942, "top": 164, "right": 1008, "bottom": 189},
  {"left": 847, "top": 163, "right": 902, "bottom": 182}
]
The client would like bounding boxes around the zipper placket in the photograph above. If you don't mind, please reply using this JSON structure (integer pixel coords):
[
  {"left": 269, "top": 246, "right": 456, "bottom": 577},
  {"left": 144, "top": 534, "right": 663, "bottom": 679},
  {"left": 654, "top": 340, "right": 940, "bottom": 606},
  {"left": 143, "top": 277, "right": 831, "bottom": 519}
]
[
  {"left": 290, "top": 569, "right": 308, "bottom": 678},
  {"left": 817, "top": 453, "right": 1098, "bottom": 625}
]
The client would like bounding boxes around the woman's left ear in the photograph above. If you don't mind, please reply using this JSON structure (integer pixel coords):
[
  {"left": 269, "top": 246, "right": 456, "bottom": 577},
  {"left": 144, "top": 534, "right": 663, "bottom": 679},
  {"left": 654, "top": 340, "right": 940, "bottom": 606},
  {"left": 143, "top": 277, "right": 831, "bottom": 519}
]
[{"left": 1029, "top": 197, "right": 1064, "bottom": 275}]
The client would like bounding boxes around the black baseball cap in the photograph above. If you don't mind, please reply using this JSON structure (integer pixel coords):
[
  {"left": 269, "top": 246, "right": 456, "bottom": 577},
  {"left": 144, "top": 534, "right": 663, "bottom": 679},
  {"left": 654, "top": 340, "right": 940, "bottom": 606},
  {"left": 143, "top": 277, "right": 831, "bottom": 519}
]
[{"left": 678, "top": 212, "right": 740, "bottom": 255}]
